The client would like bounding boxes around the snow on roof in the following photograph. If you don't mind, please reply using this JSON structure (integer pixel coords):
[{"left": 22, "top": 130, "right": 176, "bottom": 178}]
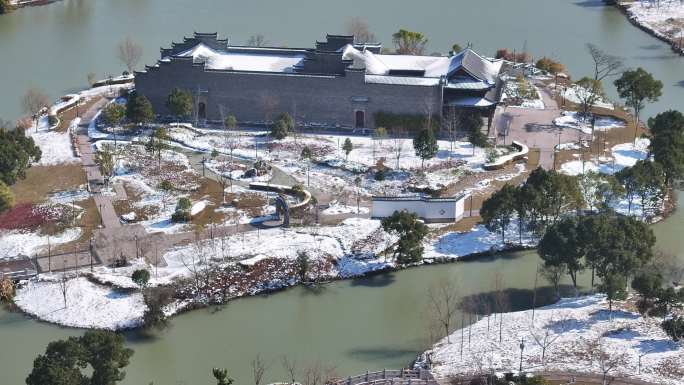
[
  {"left": 445, "top": 96, "right": 496, "bottom": 107},
  {"left": 445, "top": 78, "right": 492, "bottom": 90},
  {"left": 176, "top": 43, "right": 305, "bottom": 73},
  {"left": 448, "top": 49, "right": 502, "bottom": 84},
  {"left": 342, "top": 45, "right": 501, "bottom": 83},
  {"left": 365, "top": 74, "right": 440, "bottom": 87}
]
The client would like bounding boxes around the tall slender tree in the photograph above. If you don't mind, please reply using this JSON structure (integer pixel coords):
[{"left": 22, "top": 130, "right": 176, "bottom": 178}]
[
  {"left": 480, "top": 184, "right": 517, "bottom": 244},
  {"left": 614, "top": 68, "right": 663, "bottom": 140},
  {"left": 648, "top": 110, "right": 684, "bottom": 185}
]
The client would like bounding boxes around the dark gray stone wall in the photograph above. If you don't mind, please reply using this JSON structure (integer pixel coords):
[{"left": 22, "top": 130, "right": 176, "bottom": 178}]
[{"left": 135, "top": 60, "right": 442, "bottom": 129}]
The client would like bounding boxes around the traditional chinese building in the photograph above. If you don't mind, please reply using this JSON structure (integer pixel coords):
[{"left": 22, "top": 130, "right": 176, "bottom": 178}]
[{"left": 135, "top": 32, "right": 503, "bottom": 130}]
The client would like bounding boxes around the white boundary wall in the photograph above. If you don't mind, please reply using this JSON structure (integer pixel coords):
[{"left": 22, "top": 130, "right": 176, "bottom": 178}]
[{"left": 371, "top": 194, "right": 468, "bottom": 223}]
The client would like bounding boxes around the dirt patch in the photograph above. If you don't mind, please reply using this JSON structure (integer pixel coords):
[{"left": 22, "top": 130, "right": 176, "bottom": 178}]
[
  {"left": 553, "top": 93, "right": 647, "bottom": 167},
  {"left": 11, "top": 164, "right": 86, "bottom": 204},
  {"left": 55, "top": 96, "right": 104, "bottom": 132},
  {"left": 50, "top": 197, "right": 102, "bottom": 254}
]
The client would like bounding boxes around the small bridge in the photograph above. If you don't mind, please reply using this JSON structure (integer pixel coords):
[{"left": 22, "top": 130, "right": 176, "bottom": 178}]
[{"left": 330, "top": 369, "right": 438, "bottom": 385}]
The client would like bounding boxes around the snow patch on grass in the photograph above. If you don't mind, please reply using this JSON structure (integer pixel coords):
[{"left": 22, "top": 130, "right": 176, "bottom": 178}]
[
  {"left": 0, "top": 228, "right": 81, "bottom": 260},
  {"left": 28, "top": 116, "right": 79, "bottom": 166},
  {"left": 15, "top": 276, "right": 145, "bottom": 330}
]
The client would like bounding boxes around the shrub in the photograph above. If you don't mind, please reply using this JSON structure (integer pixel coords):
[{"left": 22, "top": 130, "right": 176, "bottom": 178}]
[
  {"left": 0, "top": 0, "right": 14, "bottom": 14},
  {"left": 631, "top": 270, "right": 663, "bottom": 300},
  {"left": 662, "top": 316, "right": 684, "bottom": 341},
  {"left": 495, "top": 48, "right": 530, "bottom": 63},
  {"left": 0, "top": 203, "right": 48, "bottom": 231},
  {"left": 0, "top": 181, "right": 15, "bottom": 215},
  {"left": 176, "top": 197, "right": 192, "bottom": 212},
  {"left": 171, "top": 209, "right": 190, "bottom": 223},
  {"left": 291, "top": 184, "right": 306, "bottom": 200},
  {"left": 536, "top": 57, "right": 565, "bottom": 75},
  {"left": 0, "top": 278, "right": 15, "bottom": 302},
  {"left": 158, "top": 180, "right": 174, "bottom": 192},
  {"left": 143, "top": 286, "right": 173, "bottom": 329},
  {"left": 374, "top": 168, "right": 386, "bottom": 181},
  {"left": 373, "top": 111, "right": 438, "bottom": 133},
  {"left": 132, "top": 269, "right": 150, "bottom": 288},
  {"left": 47, "top": 115, "right": 59, "bottom": 127}
]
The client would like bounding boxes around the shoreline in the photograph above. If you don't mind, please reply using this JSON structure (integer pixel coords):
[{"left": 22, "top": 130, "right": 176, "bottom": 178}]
[
  {"left": 7, "top": 239, "right": 538, "bottom": 331},
  {"left": 612, "top": 1, "right": 684, "bottom": 55}
]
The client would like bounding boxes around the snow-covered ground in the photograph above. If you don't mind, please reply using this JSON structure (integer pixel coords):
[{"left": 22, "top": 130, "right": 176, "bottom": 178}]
[
  {"left": 553, "top": 111, "right": 625, "bottom": 135},
  {"left": 428, "top": 295, "right": 684, "bottom": 385},
  {"left": 501, "top": 77, "right": 545, "bottom": 109},
  {"left": 105, "top": 144, "right": 201, "bottom": 234},
  {"left": 0, "top": 228, "right": 81, "bottom": 260},
  {"left": 424, "top": 220, "right": 536, "bottom": 261},
  {"left": 164, "top": 125, "right": 488, "bottom": 195},
  {"left": 559, "top": 138, "right": 649, "bottom": 176},
  {"left": 559, "top": 84, "right": 614, "bottom": 110},
  {"left": 623, "top": 0, "right": 684, "bottom": 47},
  {"left": 14, "top": 275, "right": 144, "bottom": 330},
  {"left": 322, "top": 201, "right": 370, "bottom": 215},
  {"left": 28, "top": 116, "right": 79, "bottom": 166}
]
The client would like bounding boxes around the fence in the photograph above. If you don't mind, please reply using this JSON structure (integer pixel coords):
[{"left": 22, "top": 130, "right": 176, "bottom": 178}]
[{"left": 330, "top": 369, "right": 438, "bottom": 385}]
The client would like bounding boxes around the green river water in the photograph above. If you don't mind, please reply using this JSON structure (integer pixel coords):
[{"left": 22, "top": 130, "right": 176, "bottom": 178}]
[{"left": 0, "top": 0, "right": 683, "bottom": 384}]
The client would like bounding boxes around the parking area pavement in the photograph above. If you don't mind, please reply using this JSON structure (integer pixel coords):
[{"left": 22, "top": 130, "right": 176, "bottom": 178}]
[{"left": 492, "top": 87, "right": 589, "bottom": 169}]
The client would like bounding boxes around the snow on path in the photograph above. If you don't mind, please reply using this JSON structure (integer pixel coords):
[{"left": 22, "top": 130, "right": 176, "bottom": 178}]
[
  {"left": 429, "top": 295, "right": 684, "bottom": 385},
  {"left": 15, "top": 276, "right": 145, "bottom": 330}
]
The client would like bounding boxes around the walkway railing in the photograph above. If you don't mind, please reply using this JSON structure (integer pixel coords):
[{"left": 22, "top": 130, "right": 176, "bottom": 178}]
[{"left": 329, "top": 369, "right": 438, "bottom": 385}]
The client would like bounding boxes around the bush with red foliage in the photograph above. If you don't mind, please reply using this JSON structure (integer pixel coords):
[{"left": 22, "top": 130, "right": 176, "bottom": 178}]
[
  {"left": 495, "top": 48, "right": 531, "bottom": 63},
  {"left": 0, "top": 203, "right": 48, "bottom": 231}
]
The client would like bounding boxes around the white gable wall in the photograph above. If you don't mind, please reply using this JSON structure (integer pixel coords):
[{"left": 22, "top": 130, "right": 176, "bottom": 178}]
[{"left": 371, "top": 196, "right": 467, "bottom": 223}]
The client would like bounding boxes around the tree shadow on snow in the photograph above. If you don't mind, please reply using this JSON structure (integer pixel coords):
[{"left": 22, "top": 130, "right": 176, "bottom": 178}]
[{"left": 637, "top": 338, "right": 680, "bottom": 354}]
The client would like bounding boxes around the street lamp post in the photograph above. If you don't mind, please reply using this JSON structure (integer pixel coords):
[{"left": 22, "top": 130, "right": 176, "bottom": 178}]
[
  {"left": 519, "top": 338, "right": 525, "bottom": 373},
  {"left": 89, "top": 236, "right": 94, "bottom": 272}
]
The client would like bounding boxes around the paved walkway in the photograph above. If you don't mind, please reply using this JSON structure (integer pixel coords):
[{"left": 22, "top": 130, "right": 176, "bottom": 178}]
[{"left": 493, "top": 86, "right": 588, "bottom": 170}]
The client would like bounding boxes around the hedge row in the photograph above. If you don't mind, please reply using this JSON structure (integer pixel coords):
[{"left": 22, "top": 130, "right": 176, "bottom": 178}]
[{"left": 373, "top": 111, "right": 439, "bottom": 133}]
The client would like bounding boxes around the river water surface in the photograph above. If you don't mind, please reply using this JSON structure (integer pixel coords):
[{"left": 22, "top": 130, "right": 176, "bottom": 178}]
[{"left": 0, "top": 0, "right": 683, "bottom": 384}]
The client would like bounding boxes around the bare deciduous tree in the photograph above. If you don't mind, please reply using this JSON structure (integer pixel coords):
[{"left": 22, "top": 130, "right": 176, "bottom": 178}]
[
  {"left": 586, "top": 336, "right": 628, "bottom": 385},
  {"left": 251, "top": 353, "right": 268, "bottom": 385},
  {"left": 247, "top": 34, "right": 267, "bottom": 47},
  {"left": 586, "top": 43, "right": 623, "bottom": 82},
  {"left": 22, "top": 88, "right": 50, "bottom": 132},
  {"left": 301, "top": 361, "right": 337, "bottom": 385},
  {"left": 493, "top": 272, "right": 509, "bottom": 343},
  {"left": 530, "top": 315, "right": 566, "bottom": 365},
  {"left": 389, "top": 129, "right": 406, "bottom": 169},
  {"left": 58, "top": 264, "right": 71, "bottom": 309},
  {"left": 281, "top": 356, "right": 297, "bottom": 384},
  {"left": 427, "top": 278, "right": 460, "bottom": 343},
  {"left": 541, "top": 264, "right": 566, "bottom": 300},
  {"left": 87, "top": 72, "right": 97, "bottom": 87},
  {"left": 181, "top": 232, "right": 210, "bottom": 297},
  {"left": 346, "top": 17, "right": 376, "bottom": 44},
  {"left": 117, "top": 37, "right": 143, "bottom": 73}
]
